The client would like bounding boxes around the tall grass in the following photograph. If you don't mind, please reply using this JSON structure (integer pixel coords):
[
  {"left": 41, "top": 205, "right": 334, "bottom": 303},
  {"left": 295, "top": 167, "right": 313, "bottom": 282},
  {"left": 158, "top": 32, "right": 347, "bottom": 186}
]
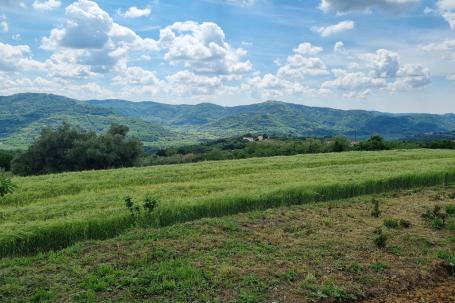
[{"left": 1, "top": 149, "right": 455, "bottom": 257}]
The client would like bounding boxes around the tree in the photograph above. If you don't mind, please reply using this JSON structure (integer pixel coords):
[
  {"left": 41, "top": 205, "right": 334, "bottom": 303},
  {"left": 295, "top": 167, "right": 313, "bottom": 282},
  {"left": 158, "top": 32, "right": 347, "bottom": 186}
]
[
  {"left": 358, "top": 135, "right": 389, "bottom": 151},
  {"left": 11, "top": 123, "right": 143, "bottom": 175}
]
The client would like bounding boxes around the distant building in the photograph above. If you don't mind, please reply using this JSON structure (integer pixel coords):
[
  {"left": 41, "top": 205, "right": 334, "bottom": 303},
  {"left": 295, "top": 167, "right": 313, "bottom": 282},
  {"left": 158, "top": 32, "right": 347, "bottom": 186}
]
[
  {"left": 242, "top": 137, "right": 254, "bottom": 142},
  {"left": 256, "top": 135, "right": 264, "bottom": 141}
]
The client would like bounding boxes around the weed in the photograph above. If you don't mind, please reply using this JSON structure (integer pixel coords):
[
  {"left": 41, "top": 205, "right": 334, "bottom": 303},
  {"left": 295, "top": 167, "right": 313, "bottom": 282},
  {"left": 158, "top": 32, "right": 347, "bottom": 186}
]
[
  {"left": 445, "top": 204, "right": 455, "bottom": 215},
  {"left": 369, "top": 262, "right": 389, "bottom": 273},
  {"left": 31, "top": 289, "right": 53, "bottom": 303},
  {"left": 0, "top": 174, "right": 16, "bottom": 199},
  {"left": 383, "top": 218, "right": 400, "bottom": 229},
  {"left": 347, "top": 262, "right": 364, "bottom": 274},
  {"left": 432, "top": 218, "right": 445, "bottom": 230},
  {"left": 374, "top": 228, "right": 387, "bottom": 248},
  {"left": 371, "top": 199, "right": 381, "bottom": 218}
]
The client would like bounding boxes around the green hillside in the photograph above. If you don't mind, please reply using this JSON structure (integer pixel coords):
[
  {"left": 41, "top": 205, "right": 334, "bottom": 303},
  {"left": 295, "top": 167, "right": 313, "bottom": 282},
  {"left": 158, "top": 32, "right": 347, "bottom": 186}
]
[
  {"left": 2, "top": 93, "right": 455, "bottom": 149},
  {"left": 89, "top": 98, "right": 455, "bottom": 139},
  {"left": 0, "top": 94, "right": 177, "bottom": 149}
]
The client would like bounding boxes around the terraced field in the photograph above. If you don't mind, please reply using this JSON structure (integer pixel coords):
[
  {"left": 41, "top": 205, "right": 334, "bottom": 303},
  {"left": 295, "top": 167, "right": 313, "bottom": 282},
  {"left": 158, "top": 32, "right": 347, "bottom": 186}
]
[{"left": 2, "top": 149, "right": 455, "bottom": 257}]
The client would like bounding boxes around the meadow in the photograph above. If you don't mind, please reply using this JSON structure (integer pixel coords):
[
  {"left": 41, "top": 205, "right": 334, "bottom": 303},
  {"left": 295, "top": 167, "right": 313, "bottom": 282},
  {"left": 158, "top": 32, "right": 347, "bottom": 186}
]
[{"left": 2, "top": 149, "right": 455, "bottom": 257}]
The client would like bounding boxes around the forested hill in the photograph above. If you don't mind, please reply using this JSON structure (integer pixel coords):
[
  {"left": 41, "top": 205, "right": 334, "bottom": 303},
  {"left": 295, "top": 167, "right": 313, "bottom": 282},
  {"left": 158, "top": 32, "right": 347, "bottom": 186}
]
[
  {"left": 89, "top": 97, "right": 455, "bottom": 139},
  {"left": 1, "top": 93, "right": 455, "bottom": 149}
]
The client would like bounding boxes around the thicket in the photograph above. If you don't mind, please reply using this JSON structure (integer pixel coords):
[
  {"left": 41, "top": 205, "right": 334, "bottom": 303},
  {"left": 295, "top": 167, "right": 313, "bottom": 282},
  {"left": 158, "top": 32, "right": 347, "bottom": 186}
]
[{"left": 11, "top": 123, "right": 143, "bottom": 176}]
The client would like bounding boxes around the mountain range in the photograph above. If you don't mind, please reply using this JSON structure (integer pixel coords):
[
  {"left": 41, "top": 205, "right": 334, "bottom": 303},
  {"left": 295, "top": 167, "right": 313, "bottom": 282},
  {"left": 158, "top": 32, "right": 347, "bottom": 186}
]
[{"left": 1, "top": 93, "right": 455, "bottom": 149}]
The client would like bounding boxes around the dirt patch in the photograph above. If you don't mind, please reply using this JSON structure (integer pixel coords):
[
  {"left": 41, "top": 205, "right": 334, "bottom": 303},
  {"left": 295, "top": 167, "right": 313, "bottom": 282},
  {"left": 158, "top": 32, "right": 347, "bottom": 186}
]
[{"left": 363, "top": 280, "right": 455, "bottom": 303}]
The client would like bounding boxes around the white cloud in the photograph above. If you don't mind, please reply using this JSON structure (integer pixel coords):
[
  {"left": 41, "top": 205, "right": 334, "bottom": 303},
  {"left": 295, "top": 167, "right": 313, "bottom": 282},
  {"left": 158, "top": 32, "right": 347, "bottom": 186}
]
[
  {"left": 159, "top": 21, "right": 252, "bottom": 75},
  {"left": 0, "top": 42, "right": 43, "bottom": 72},
  {"left": 436, "top": 0, "right": 455, "bottom": 29},
  {"left": 447, "top": 74, "right": 455, "bottom": 80},
  {"left": 293, "top": 42, "right": 323, "bottom": 55},
  {"left": 390, "top": 64, "right": 431, "bottom": 90},
  {"left": 419, "top": 39, "right": 455, "bottom": 62},
  {"left": 166, "top": 70, "right": 225, "bottom": 96},
  {"left": 119, "top": 6, "right": 151, "bottom": 18},
  {"left": 334, "top": 41, "right": 344, "bottom": 52},
  {"left": 246, "top": 73, "right": 311, "bottom": 99},
  {"left": 41, "top": 0, "right": 159, "bottom": 76},
  {"left": 314, "top": 20, "right": 354, "bottom": 37},
  {"left": 319, "top": 0, "right": 420, "bottom": 14},
  {"left": 33, "top": 0, "right": 61, "bottom": 11},
  {"left": 224, "top": 0, "right": 256, "bottom": 6}
]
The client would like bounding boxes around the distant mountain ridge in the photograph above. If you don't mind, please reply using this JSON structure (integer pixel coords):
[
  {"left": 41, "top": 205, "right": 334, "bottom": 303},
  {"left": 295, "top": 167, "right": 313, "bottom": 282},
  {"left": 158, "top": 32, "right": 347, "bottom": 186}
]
[{"left": 1, "top": 93, "right": 455, "bottom": 149}]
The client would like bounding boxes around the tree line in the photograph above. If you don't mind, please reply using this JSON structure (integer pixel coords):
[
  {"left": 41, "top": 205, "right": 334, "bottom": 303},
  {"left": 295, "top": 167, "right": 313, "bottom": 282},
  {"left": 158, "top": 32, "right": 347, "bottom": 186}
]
[{"left": 1, "top": 122, "right": 455, "bottom": 176}]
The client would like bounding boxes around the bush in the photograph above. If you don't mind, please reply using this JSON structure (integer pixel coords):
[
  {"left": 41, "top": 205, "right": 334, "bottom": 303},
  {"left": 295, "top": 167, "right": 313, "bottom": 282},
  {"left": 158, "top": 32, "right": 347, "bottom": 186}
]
[
  {"left": 12, "top": 123, "right": 143, "bottom": 176},
  {"left": 0, "top": 174, "right": 16, "bottom": 198}
]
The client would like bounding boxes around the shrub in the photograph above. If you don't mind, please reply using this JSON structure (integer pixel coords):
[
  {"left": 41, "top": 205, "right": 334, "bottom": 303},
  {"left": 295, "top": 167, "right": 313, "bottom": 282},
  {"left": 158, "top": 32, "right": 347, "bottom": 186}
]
[
  {"left": 374, "top": 228, "right": 387, "bottom": 248},
  {"left": 0, "top": 174, "right": 16, "bottom": 198},
  {"left": 371, "top": 199, "right": 381, "bottom": 218},
  {"left": 422, "top": 205, "right": 448, "bottom": 228}
]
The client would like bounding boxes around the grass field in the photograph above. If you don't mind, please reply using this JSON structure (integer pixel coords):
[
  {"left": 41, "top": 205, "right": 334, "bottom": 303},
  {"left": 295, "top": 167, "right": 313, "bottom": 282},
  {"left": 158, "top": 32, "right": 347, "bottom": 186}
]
[
  {"left": 2, "top": 149, "right": 455, "bottom": 257},
  {"left": 1, "top": 188, "right": 454, "bottom": 302}
]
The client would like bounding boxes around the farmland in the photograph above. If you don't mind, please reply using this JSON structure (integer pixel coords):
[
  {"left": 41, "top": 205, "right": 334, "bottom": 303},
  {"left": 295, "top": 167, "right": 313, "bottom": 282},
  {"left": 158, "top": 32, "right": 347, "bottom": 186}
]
[
  {"left": 2, "top": 149, "right": 455, "bottom": 258},
  {"left": 1, "top": 187, "right": 454, "bottom": 302}
]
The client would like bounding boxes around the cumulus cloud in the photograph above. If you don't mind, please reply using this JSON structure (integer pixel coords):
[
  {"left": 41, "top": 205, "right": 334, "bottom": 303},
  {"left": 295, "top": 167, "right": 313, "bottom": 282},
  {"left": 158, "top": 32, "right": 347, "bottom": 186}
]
[
  {"left": 32, "top": 0, "right": 61, "bottom": 11},
  {"left": 119, "top": 6, "right": 151, "bottom": 18},
  {"left": 321, "top": 48, "right": 430, "bottom": 98},
  {"left": 246, "top": 73, "right": 311, "bottom": 99},
  {"left": 334, "top": 41, "right": 344, "bottom": 52},
  {"left": 40, "top": 0, "right": 159, "bottom": 76},
  {"left": 159, "top": 21, "right": 252, "bottom": 75},
  {"left": 166, "top": 70, "right": 225, "bottom": 96},
  {"left": 314, "top": 21, "right": 354, "bottom": 37},
  {"left": 319, "top": 0, "right": 420, "bottom": 14},
  {"left": 0, "top": 42, "right": 42, "bottom": 72},
  {"left": 293, "top": 42, "right": 323, "bottom": 55},
  {"left": 436, "top": 0, "right": 455, "bottom": 29}
]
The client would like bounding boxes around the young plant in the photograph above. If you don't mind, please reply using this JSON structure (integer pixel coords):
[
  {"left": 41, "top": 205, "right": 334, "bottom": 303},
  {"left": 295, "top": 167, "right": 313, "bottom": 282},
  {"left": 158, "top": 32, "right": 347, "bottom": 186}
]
[
  {"left": 371, "top": 199, "right": 381, "bottom": 218},
  {"left": 445, "top": 204, "right": 455, "bottom": 215},
  {"left": 143, "top": 195, "right": 158, "bottom": 215},
  {"left": 374, "top": 228, "right": 387, "bottom": 248},
  {"left": 0, "top": 174, "right": 16, "bottom": 198},
  {"left": 124, "top": 196, "right": 135, "bottom": 215}
]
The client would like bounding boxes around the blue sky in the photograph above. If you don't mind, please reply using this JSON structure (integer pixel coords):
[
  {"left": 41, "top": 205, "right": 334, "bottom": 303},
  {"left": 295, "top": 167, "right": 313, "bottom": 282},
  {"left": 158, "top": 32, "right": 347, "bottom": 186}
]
[{"left": 0, "top": 0, "right": 454, "bottom": 113}]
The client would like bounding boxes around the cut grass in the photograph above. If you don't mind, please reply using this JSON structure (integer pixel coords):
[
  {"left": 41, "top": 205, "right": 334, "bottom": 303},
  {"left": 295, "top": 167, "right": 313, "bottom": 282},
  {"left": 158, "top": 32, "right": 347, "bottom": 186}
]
[
  {"left": 2, "top": 149, "right": 455, "bottom": 257},
  {"left": 0, "top": 188, "right": 454, "bottom": 302}
]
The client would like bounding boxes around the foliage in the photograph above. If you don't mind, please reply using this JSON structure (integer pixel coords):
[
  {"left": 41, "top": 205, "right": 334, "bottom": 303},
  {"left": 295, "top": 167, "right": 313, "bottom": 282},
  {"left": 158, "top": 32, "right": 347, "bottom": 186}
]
[
  {"left": 422, "top": 205, "right": 448, "bottom": 229},
  {"left": 445, "top": 204, "right": 455, "bottom": 215},
  {"left": 11, "top": 123, "right": 143, "bottom": 175},
  {"left": 0, "top": 150, "right": 16, "bottom": 171},
  {"left": 0, "top": 174, "right": 16, "bottom": 198},
  {"left": 358, "top": 135, "right": 389, "bottom": 151}
]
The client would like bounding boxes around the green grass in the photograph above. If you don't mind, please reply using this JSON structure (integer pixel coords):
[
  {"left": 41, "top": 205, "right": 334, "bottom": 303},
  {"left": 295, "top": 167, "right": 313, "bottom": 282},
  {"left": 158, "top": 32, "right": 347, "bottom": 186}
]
[
  {"left": 1, "top": 189, "right": 454, "bottom": 302},
  {"left": 2, "top": 149, "right": 455, "bottom": 257}
]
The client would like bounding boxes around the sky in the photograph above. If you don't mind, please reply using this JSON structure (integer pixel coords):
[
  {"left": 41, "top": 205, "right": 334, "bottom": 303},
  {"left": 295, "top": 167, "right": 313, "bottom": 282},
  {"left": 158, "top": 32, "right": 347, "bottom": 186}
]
[{"left": 0, "top": 0, "right": 454, "bottom": 113}]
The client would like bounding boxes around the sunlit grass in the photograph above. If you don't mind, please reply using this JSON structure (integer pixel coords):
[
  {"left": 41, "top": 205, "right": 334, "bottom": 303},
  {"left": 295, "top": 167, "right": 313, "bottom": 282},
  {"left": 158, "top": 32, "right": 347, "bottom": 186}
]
[{"left": 1, "top": 149, "right": 455, "bottom": 257}]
